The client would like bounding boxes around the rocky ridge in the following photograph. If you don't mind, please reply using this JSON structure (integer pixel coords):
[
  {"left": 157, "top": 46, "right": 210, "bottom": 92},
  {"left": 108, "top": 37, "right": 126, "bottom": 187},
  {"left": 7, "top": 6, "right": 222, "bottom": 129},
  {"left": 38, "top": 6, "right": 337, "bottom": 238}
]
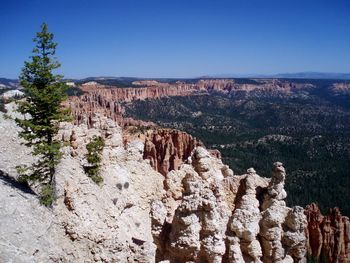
[
  {"left": 1, "top": 101, "right": 349, "bottom": 262},
  {"left": 65, "top": 90, "right": 156, "bottom": 128},
  {"left": 141, "top": 128, "right": 224, "bottom": 176},
  {"left": 150, "top": 147, "right": 307, "bottom": 263},
  {"left": 66, "top": 79, "right": 314, "bottom": 128},
  {"left": 0, "top": 104, "right": 164, "bottom": 262}
]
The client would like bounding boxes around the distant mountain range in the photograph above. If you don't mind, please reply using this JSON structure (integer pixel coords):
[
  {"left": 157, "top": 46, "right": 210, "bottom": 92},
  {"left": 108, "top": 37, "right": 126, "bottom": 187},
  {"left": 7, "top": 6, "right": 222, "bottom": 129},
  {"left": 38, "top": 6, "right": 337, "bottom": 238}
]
[
  {"left": 205, "top": 72, "right": 350, "bottom": 80},
  {"left": 274, "top": 72, "right": 350, "bottom": 79},
  {"left": 0, "top": 78, "right": 19, "bottom": 89},
  {"left": 1, "top": 72, "right": 350, "bottom": 89},
  {"left": 70, "top": 72, "right": 350, "bottom": 81}
]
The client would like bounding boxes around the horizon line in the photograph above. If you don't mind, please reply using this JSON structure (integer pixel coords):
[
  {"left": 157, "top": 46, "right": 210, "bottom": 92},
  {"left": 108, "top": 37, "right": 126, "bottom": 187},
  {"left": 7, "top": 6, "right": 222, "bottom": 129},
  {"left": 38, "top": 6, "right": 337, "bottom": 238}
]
[{"left": 2, "top": 71, "right": 350, "bottom": 81}]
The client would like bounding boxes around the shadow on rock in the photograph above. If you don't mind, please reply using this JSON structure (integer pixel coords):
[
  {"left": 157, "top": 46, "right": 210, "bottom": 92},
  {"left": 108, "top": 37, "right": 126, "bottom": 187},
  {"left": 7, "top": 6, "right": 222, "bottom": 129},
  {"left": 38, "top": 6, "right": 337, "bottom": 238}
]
[{"left": 0, "top": 170, "right": 36, "bottom": 195}]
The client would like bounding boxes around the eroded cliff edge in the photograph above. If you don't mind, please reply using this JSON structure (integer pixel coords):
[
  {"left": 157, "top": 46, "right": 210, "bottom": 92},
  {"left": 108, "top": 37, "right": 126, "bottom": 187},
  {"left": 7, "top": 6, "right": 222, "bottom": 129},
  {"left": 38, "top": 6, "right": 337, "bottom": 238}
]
[
  {"left": 0, "top": 105, "right": 165, "bottom": 262},
  {"left": 1, "top": 102, "right": 349, "bottom": 262},
  {"left": 150, "top": 148, "right": 307, "bottom": 263},
  {"left": 65, "top": 79, "right": 314, "bottom": 128}
]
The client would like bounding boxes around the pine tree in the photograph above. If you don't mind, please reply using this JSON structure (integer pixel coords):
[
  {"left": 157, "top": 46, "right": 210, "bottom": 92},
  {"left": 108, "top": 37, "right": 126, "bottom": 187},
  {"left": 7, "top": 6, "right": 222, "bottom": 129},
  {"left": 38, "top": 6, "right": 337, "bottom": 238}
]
[
  {"left": 85, "top": 136, "right": 105, "bottom": 185},
  {"left": 16, "top": 23, "right": 69, "bottom": 206}
]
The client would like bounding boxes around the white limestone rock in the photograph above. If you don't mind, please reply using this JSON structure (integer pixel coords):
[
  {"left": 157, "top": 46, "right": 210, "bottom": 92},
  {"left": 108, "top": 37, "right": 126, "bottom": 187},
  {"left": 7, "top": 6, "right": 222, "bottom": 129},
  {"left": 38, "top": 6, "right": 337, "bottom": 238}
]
[{"left": 0, "top": 106, "right": 308, "bottom": 263}]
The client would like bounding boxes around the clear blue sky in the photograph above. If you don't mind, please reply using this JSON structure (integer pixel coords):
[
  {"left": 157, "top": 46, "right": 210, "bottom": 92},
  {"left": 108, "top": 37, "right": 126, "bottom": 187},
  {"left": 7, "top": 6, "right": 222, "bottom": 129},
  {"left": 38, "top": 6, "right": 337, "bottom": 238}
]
[{"left": 1, "top": 0, "right": 349, "bottom": 79}]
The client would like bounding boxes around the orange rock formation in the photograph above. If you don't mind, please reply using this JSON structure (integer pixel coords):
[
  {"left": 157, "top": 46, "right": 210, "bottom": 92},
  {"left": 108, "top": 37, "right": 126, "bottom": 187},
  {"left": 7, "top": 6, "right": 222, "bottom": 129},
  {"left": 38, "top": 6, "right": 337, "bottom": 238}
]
[
  {"left": 143, "top": 129, "right": 201, "bottom": 175},
  {"left": 305, "top": 203, "right": 350, "bottom": 263},
  {"left": 65, "top": 79, "right": 314, "bottom": 128}
]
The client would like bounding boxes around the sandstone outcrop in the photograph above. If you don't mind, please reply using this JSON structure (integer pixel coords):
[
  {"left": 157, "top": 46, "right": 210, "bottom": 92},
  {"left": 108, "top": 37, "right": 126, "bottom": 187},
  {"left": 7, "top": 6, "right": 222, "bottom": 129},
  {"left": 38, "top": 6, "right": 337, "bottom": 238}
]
[
  {"left": 66, "top": 79, "right": 314, "bottom": 128},
  {"left": 1, "top": 105, "right": 165, "bottom": 262},
  {"left": 305, "top": 203, "right": 350, "bottom": 263},
  {"left": 143, "top": 129, "right": 201, "bottom": 176},
  {"left": 3, "top": 100, "right": 347, "bottom": 263},
  {"left": 150, "top": 147, "right": 307, "bottom": 263},
  {"left": 65, "top": 90, "right": 156, "bottom": 128},
  {"left": 67, "top": 81, "right": 197, "bottom": 128},
  {"left": 55, "top": 116, "right": 165, "bottom": 262},
  {"left": 258, "top": 162, "right": 307, "bottom": 263}
]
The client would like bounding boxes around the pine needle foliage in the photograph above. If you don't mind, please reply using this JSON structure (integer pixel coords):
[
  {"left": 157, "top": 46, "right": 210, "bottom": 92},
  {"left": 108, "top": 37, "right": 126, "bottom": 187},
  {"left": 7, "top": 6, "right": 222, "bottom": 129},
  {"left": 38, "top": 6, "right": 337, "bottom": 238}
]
[
  {"left": 15, "top": 23, "right": 69, "bottom": 206},
  {"left": 85, "top": 136, "right": 105, "bottom": 184}
]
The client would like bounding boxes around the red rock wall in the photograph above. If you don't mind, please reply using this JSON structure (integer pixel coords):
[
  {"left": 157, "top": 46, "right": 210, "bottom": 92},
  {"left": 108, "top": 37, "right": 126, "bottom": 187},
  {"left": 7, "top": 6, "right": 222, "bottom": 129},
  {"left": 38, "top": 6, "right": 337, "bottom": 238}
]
[
  {"left": 65, "top": 91, "right": 157, "bottom": 128},
  {"left": 65, "top": 79, "right": 314, "bottom": 127},
  {"left": 143, "top": 129, "right": 202, "bottom": 176},
  {"left": 66, "top": 81, "right": 198, "bottom": 127},
  {"left": 305, "top": 203, "right": 350, "bottom": 263},
  {"left": 79, "top": 82, "right": 198, "bottom": 102}
]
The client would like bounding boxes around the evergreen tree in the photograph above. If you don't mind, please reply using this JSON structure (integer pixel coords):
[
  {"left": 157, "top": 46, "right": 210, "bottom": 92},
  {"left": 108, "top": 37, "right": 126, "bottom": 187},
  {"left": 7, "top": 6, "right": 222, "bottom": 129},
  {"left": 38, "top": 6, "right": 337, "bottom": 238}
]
[
  {"left": 85, "top": 136, "right": 105, "bottom": 185},
  {"left": 16, "top": 23, "right": 69, "bottom": 206}
]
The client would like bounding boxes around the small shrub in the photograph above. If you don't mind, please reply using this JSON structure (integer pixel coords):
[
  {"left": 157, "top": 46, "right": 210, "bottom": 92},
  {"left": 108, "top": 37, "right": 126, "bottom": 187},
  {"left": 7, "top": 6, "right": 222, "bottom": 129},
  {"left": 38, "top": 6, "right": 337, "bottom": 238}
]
[
  {"left": 85, "top": 136, "right": 105, "bottom": 184},
  {"left": 16, "top": 165, "right": 54, "bottom": 206},
  {"left": 90, "top": 174, "right": 104, "bottom": 185},
  {"left": 40, "top": 184, "right": 54, "bottom": 206},
  {"left": 3, "top": 113, "right": 12, "bottom": 120},
  {"left": 16, "top": 165, "right": 30, "bottom": 182}
]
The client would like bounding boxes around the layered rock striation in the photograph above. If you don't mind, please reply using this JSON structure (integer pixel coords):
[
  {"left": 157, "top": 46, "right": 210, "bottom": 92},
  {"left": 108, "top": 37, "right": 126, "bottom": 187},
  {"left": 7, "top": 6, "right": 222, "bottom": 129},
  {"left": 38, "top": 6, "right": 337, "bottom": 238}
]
[
  {"left": 65, "top": 90, "right": 156, "bottom": 128},
  {"left": 66, "top": 79, "right": 314, "bottom": 127},
  {"left": 66, "top": 81, "right": 196, "bottom": 127},
  {"left": 305, "top": 203, "right": 350, "bottom": 263},
  {"left": 150, "top": 147, "right": 307, "bottom": 263}
]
